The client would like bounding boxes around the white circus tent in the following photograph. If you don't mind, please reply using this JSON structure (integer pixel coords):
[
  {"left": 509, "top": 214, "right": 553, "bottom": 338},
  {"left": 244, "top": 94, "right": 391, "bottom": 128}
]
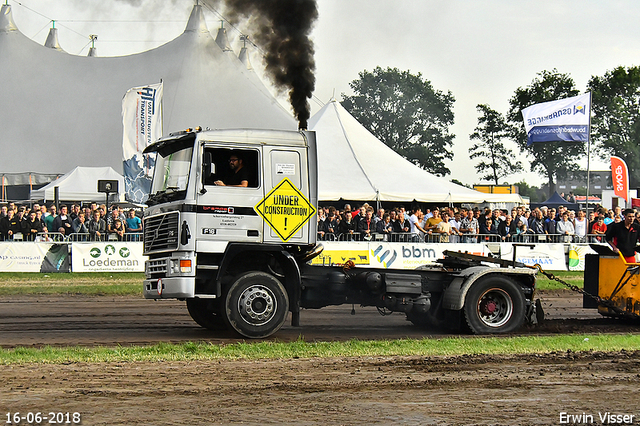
[
  {"left": 0, "top": 3, "right": 296, "bottom": 177},
  {"left": 310, "top": 99, "right": 524, "bottom": 204},
  {"left": 30, "top": 166, "right": 125, "bottom": 202}
]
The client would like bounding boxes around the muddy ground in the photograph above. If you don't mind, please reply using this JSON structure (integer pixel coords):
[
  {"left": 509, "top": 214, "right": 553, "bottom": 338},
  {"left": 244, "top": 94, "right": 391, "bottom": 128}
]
[
  {"left": 2, "top": 291, "right": 640, "bottom": 425},
  {"left": 2, "top": 352, "right": 639, "bottom": 425}
]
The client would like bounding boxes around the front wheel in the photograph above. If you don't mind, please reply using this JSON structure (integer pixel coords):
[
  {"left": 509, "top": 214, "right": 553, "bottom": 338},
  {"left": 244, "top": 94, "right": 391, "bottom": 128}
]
[
  {"left": 463, "top": 276, "right": 525, "bottom": 334},
  {"left": 223, "top": 271, "right": 289, "bottom": 338},
  {"left": 186, "top": 298, "right": 227, "bottom": 331}
]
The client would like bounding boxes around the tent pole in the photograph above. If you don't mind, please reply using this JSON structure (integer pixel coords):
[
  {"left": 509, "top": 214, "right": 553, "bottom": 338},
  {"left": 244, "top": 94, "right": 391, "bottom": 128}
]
[{"left": 585, "top": 92, "right": 592, "bottom": 218}]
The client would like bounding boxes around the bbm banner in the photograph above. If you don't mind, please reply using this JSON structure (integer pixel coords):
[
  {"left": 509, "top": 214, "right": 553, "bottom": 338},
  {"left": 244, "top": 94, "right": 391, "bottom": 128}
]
[{"left": 71, "top": 242, "right": 146, "bottom": 272}]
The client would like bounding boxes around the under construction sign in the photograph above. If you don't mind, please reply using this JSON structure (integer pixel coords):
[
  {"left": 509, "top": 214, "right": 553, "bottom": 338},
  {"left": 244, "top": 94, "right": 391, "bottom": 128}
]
[{"left": 255, "top": 178, "right": 316, "bottom": 242}]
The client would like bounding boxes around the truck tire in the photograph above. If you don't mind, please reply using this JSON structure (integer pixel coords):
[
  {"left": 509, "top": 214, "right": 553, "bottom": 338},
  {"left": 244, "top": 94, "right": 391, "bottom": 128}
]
[
  {"left": 223, "top": 271, "right": 289, "bottom": 338},
  {"left": 463, "top": 275, "right": 525, "bottom": 334},
  {"left": 186, "top": 298, "right": 227, "bottom": 331}
]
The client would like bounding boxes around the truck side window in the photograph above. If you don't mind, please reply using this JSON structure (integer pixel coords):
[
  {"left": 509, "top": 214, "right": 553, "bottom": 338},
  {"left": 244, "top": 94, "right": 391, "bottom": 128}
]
[{"left": 204, "top": 148, "right": 259, "bottom": 188}]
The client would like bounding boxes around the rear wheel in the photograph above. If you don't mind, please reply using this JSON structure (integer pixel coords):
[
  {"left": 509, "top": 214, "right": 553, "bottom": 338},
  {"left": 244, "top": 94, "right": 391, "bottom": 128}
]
[
  {"left": 223, "top": 271, "right": 289, "bottom": 338},
  {"left": 463, "top": 276, "right": 525, "bottom": 334},
  {"left": 186, "top": 298, "right": 227, "bottom": 331}
]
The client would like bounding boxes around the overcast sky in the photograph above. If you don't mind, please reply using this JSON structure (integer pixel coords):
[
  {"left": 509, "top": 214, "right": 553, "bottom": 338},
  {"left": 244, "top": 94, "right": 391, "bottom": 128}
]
[{"left": 9, "top": 0, "right": 639, "bottom": 186}]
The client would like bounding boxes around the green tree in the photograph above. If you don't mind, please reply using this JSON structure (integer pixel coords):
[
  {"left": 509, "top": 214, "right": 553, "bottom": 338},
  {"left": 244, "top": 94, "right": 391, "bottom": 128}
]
[
  {"left": 506, "top": 69, "right": 585, "bottom": 197},
  {"left": 588, "top": 66, "right": 640, "bottom": 186},
  {"left": 341, "top": 66, "right": 455, "bottom": 176},
  {"left": 450, "top": 178, "right": 471, "bottom": 188},
  {"left": 469, "top": 104, "right": 523, "bottom": 185},
  {"left": 514, "top": 180, "right": 545, "bottom": 203}
]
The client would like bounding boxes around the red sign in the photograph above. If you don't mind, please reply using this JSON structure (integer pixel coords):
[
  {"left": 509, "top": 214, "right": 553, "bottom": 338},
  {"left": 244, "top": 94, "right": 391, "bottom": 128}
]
[{"left": 611, "top": 156, "right": 629, "bottom": 201}]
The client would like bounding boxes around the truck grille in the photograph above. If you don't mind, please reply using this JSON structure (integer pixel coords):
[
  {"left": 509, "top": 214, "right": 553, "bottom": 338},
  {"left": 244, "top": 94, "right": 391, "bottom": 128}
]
[
  {"left": 146, "top": 258, "right": 168, "bottom": 276},
  {"left": 144, "top": 211, "right": 179, "bottom": 254}
]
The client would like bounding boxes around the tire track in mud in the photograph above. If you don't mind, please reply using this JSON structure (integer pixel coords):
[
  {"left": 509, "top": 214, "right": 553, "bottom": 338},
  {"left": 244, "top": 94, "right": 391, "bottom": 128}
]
[{"left": 1, "top": 291, "right": 639, "bottom": 348}]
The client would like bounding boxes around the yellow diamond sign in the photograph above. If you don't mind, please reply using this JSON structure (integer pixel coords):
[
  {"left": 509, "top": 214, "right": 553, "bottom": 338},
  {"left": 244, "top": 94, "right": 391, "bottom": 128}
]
[{"left": 255, "top": 178, "right": 316, "bottom": 242}]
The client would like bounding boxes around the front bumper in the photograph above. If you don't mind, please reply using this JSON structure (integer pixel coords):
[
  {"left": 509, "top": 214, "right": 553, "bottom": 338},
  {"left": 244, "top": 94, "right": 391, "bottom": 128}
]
[{"left": 144, "top": 277, "right": 195, "bottom": 299}]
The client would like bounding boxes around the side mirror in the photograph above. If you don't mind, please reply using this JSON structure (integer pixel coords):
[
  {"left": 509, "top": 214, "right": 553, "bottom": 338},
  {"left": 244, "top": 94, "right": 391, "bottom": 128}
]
[
  {"left": 203, "top": 152, "right": 215, "bottom": 178},
  {"left": 200, "top": 152, "right": 215, "bottom": 194}
]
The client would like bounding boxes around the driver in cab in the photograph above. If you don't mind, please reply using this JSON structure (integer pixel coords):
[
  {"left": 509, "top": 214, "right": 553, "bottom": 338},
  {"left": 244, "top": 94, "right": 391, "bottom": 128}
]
[{"left": 214, "top": 152, "right": 249, "bottom": 187}]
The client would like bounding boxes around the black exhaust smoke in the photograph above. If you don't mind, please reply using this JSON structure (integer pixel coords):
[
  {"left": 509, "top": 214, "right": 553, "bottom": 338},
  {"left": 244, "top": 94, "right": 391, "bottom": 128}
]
[{"left": 210, "top": 0, "right": 318, "bottom": 130}]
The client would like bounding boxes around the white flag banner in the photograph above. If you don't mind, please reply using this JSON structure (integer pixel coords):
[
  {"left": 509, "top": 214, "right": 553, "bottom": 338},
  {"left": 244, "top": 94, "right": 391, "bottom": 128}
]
[
  {"left": 521, "top": 93, "right": 590, "bottom": 145},
  {"left": 122, "top": 82, "right": 163, "bottom": 203}
]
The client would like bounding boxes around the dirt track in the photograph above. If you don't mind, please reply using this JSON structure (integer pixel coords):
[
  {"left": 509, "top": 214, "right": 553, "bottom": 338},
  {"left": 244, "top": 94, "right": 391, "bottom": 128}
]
[
  {"left": 2, "top": 351, "right": 639, "bottom": 425},
  {"left": 2, "top": 292, "right": 640, "bottom": 425},
  {"left": 2, "top": 291, "right": 639, "bottom": 348}
]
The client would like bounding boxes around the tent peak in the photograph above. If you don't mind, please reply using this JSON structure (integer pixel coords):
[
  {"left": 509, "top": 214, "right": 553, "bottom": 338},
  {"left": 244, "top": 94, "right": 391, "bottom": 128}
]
[
  {"left": 87, "top": 34, "right": 97, "bottom": 57},
  {"left": 44, "top": 26, "right": 64, "bottom": 51},
  {"left": 238, "top": 35, "right": 252, "bottom": 70},
  {"left": 215, "top": 21, "right": 232, "bottom": 52},
  {"left": 0, "top": 3, "right": 17, "bottom": 33},
  {"left": 185, "top": 4, "right": 209, "bottom": 33}
]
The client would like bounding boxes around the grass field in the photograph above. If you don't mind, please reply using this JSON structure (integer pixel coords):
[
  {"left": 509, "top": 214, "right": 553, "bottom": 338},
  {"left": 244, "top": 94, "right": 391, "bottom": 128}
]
[
  {"left": 0, "top": 270, "right": 583, "bottom": 296},
  {"left": 1, "top": 334, "right": 638, "bottom": 364},
  {"left": 0, "top": 272, "right": 143, "bottom": 296}
]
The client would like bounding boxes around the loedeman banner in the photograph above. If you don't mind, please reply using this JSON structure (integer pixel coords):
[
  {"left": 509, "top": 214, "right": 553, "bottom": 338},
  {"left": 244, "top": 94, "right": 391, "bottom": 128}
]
[
  {"left": 521, "top": 93, "right": 590, "bottom": 145},
  {"left": 71, "top": 242, "right": 145, "bottom": 272},
  {"left": 309, "top": 241, "right": 491, "bottom": 269},
  {"left": 122, "top": 82, "right": 163, "bottom": 203},
  {"left": 611, "top": 156, "right": 629, "bottom": 202},
  {"left": 0, "top": 243, "right": 70, "bottom": 272}
]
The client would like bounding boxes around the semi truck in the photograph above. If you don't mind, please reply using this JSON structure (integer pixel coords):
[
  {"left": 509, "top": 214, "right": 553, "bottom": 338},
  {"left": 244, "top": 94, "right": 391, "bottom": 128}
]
[{"left": 142, "top": 127, "right": 539, "bottom": 338}]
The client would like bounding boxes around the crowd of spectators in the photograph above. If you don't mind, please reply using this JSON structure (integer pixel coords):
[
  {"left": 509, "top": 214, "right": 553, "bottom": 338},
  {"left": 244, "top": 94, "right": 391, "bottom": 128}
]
[
  {"left": 3, "top": 199, "right": 634, "bottom": 246},
  {"left": 0, "top": 202, "right": 143, "bottom": 242},
  {"left": 316, "top": 202, "right": 638, "bottom": 244}
]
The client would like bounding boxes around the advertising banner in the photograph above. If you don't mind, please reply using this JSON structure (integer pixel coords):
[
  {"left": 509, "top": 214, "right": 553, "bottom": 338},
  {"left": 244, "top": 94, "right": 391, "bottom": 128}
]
[
  {"left": 309, "top": 242, "right": 491, "bottom": 270},
  {"left": 611, "top": 156, "right": 629, "bottom": 202},
  {"left": 122, "top": 82, "right": 163, "bottom": 203},
  {"left": 568, "top": 244, "right": 599, "bottom": 271},
  {"left": 0, "top": 243, "right": 70, "bottom": 272},
  {"left": 521, "top": 93, "right": 590, "bottom": 145},
  {"left": 71, "top": 242, "right": 145, "bottom": 272},
  {"left": 500, "top": 243, "right": 567, "bottom": 271}
]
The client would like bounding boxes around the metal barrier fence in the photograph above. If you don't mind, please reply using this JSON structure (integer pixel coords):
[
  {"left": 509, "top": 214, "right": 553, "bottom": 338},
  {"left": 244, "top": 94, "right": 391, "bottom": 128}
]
[
  {"left": 0, "top": 232, "right": 143, "bottom": 243},
  {"left": 319, "top": 232, "right": 603, "bottom": 244},
  {"left": 1, "top": 231, "right": 602, "bottom": 244}
]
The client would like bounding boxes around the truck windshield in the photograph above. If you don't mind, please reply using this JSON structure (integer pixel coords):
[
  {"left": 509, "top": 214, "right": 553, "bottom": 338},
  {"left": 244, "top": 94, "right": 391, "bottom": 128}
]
[{"left": 147, "top": 143, "right": 193, "bottom": 205}]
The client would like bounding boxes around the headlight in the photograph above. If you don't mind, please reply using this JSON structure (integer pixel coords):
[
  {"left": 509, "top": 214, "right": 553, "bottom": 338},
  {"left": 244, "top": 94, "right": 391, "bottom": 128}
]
[
  {"left": 179, "top": 259, "right": 192, "bottom": 273},
  {"left": 170, "top": 258, "right": 192, "bottom": 274}
]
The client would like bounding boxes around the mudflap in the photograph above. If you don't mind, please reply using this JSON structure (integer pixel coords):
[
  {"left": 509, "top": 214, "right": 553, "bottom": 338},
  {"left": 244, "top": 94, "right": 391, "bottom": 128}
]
[{"left": 526, "top": 298, "right": 544, "bottom": 326}]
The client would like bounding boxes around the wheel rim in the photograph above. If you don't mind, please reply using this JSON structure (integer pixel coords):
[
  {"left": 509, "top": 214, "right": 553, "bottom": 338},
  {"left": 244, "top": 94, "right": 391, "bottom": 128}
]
[
  {"left": 237, "top": 285, "right": 276, "bottom": 326},
  {"left": 476, "top": 287, "right": 513, "bottom": 328}
]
